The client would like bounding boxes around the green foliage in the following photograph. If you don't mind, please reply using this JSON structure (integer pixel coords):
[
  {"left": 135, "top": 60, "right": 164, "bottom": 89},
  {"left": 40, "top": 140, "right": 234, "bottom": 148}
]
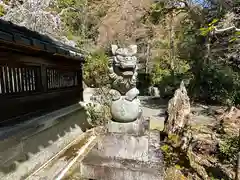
[
  {"left": 150, "top": 56, "right": 191, "bottom": 98},
  {"left": 168, "top": 134, "right": 181, "bottom": 146},
  {"left": 161, "top": 142, "right": 189, "bottom": 169},
  {"left": 219, "top": 135, "right": 239, "bottom": 164},
  {"left": 2, "top": 0, "right": 10, "bottom": 4},
  {"left": 84, "top": 87, "right": 113, "bottom": 126},
  {"left": 56, "top": 0, "right": 99, "bottom": 49},
  {"left": 200, "top": 19, "right": 219, "bottom": 36},
  {"left": 57, "top": 0, "right": 77, "bottom": 8},
  {"left": 150, "top": 64, "right": 171, "bottom": 86},
  {"left": 85, "top": 102, "right": 110, "bottom": 126},
  {"left": 0, "top": 5, "right": 5, "bottom": 17},
  {"left": 161, "top": 144, "right": 177, "bottom": 167},
  {"left": 197, "top": 63, "right": 240, "bottom": 105},
  {"left": 209, "top": 175, "right": 224, "bottom": 180},
  {"left": 83, "top": 50, "right": 109, "bottom": 87},
  {"left": 148, "top": 2, "right": 167, "bottom": 24}
]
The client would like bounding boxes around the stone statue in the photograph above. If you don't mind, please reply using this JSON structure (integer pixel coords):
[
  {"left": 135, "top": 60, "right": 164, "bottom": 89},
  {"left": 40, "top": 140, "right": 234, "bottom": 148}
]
[
  {"left": 108, "top": 44, "right": 138, "bottom": 95},
  {"left": 108, "top": 45, "right": 142, "bottom": 123},
  {"left": 80, "top": 45, "right": 163, "bottom": 180},
  {"left": 110, "top": 87, "right": 141, "bottom": 123}
]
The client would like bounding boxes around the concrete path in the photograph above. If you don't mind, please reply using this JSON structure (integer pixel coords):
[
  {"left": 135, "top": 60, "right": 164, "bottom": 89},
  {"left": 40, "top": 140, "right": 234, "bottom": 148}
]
[{"left": 139, "top": 96, "right": 167, "bottom": 131}]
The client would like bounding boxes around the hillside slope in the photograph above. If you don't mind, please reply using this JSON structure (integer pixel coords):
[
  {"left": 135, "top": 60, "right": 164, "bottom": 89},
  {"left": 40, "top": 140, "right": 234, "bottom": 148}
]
[{"left": 0, "top": 0, "right": 186, "bottom": 71}]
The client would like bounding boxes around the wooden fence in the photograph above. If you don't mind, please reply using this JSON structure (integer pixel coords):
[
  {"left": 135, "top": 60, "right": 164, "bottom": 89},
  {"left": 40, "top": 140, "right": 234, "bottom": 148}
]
[{"left": 0, "top": 20, "right": 84, "bottom": 126}]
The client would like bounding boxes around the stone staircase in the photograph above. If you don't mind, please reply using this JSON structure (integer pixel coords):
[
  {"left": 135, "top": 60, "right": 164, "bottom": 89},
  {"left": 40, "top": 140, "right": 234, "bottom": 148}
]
[{"left": 79, "top": 117, "right": 163, "bottom": 180}]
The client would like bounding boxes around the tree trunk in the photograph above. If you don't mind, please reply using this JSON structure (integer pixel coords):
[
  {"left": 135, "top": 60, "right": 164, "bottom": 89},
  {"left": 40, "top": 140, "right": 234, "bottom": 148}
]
[
  {"left": 236, "top": 129, "right": 240, "bottom": 180},
  {"left": 236, "top": 152, "right": 240, "bottom": 180}
]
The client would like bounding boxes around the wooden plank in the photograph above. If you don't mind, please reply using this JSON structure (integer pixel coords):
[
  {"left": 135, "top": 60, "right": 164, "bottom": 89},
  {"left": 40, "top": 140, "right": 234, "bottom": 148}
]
[
  {"left": 21, "top": 67, "right": 26, "bottom": 92},
  {"left": 32, "top": 68, "right": 36, "bottom": 91},
  {"left": 48, "top": 68, "right": 51, "bottom": 89},
  {"left": 56, "top": 70, "right": 59, "bottom": 88},
  {"left": 8, "top": 66, "right": 13, "bottom": 93},
  {"left": 14, "top": 68, "right": 19, "bottom": 92},
  {"left": 0, "top": 87, "right": 82, "bottom": 123},
  {"left": 41, "top": 65, "right": 47, "bottom": 92},
  {"left": 31, "top": 68, "right": 34, "bottom": 91},
  {"left": 27, "top": 68, "right": 31, "bottom": 91},
  {"left": 0, "top": 66, "right": 4, "bottom": 94},
  {"left": 11, "top": 67, "right": 16, "bottom": 93},
  {"left": 50, "top": 69, "right": 54, "bottom": 89},
  {"left": 3, "top": 66, "right": 9, "bottom": 93},
  {"left": 53, "top": 69, "right": 56, "bottom": 88},
  {"left": 28, "top": 68, "right": 32, "bottom": 91},
  {"left": 18, "top": 67, "right": 23, "bottom": 92}
]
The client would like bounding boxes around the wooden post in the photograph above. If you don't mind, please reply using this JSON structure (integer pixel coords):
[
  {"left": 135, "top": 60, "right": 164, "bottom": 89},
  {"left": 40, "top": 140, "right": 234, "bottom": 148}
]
[
  {"left": 77, "top": 65, "right": 83, "bottom": 101},
  {"left": 237, "top": 152, "right": 240, "bottom": 180},
  {"left": 41, "top": 65, "right": 47, "bottom": 92}
]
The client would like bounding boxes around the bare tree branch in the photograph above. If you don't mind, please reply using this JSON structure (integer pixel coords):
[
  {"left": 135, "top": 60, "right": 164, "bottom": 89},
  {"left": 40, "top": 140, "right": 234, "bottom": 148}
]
[{"left": 213, "top": 26, "right": 240, "bottom": 33}]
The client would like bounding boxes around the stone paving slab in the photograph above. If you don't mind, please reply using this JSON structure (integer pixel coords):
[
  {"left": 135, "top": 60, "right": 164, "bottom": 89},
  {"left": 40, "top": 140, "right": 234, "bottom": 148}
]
[
  {"left": 149, "top": 117, "right": 165, "bottom": 131},
  {"left": 81, "top": 155, "right": 163, "bottom": 180},
  {"left": 92, "top": 133, "right": 149, "bottom": 162}
]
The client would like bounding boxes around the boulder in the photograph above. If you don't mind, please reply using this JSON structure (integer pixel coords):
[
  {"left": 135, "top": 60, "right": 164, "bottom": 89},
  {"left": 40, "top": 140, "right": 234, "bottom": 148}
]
[{"left": 164, "top": 81, "right": 191, "bottom": 135}]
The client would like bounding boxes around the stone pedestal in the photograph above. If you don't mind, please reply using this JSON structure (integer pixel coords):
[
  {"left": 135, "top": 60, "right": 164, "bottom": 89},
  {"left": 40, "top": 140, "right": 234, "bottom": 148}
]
[{"left": 80, "top": 117, "right": 163, "bottom": 180}]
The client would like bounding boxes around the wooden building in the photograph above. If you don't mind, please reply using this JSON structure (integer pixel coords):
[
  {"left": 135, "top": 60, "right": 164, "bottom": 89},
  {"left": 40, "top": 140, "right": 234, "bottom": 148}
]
[{"left": 0, "top": 19, "right": 85, "bottom": 126}]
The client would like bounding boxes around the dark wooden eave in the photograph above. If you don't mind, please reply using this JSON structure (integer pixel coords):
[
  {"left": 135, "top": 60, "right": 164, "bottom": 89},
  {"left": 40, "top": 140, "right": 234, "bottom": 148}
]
[{"left": 0, "top": 19, "right": 85, "bottom": 62}]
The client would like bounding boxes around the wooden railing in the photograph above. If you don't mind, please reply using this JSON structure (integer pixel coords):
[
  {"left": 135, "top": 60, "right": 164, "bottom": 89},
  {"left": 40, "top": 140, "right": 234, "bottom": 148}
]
[
  {"left": 46, "top": 68, "right": 78, "bottom": 90},
  {"left": 0, "top": 48, "right": 84, "bottom": 126},
  {"left": 0, "top": 65, "right": 41, "bottom": 95},
  {"left": 0, "top": 19, "right": 85, "bottom": 126}
]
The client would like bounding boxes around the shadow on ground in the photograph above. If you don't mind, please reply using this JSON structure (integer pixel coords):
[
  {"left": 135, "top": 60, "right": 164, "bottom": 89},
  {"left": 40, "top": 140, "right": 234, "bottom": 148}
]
[
  {"left": 140, "top": 97, "right": 168, "bottom": 110},
  {"left": 0, "top": 109, "right": 92, "bottom": 175}
]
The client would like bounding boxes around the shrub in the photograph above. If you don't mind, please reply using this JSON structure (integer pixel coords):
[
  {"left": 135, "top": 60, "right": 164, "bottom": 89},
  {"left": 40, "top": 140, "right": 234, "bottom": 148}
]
[
  {"left": 83, "top": 50, "right": 110, "bottom": 87},
  {"left": 218, "top": 135, "right": 239, "bottom": 164},
  {"left": 84, "top": 87, "right": 113, "bottom": 127},
  {"left": 0, "top": 5, "right": 6, "bottom": 17},
  {"left": 150, "top": 62, "right": 191, "bottom": 98},
  {"left": 196, "top": 63, "right": 240, "bottom": 105},
  {"left": 85, "top": 102, "right": 110, "bottom": 127}
]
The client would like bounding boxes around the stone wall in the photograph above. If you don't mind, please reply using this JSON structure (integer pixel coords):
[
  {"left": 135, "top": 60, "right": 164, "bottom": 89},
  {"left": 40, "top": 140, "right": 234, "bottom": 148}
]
[{"left": 0, "top": 104, "right": 91, "bottom": 180}]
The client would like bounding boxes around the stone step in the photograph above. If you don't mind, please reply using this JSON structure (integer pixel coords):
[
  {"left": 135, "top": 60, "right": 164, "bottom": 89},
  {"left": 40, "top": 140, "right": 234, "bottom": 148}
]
[
  {"left": 80, "top": 155, "right": 163, "bottom": 180},
  {"left": 107, "top": 117, "right": 146, "bottom": 135},
  {"left": 89, "top": 133, "right": 149, "bottom": 162}
]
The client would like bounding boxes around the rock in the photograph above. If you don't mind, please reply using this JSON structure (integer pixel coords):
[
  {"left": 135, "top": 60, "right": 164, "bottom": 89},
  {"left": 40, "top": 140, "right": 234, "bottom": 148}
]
[
  {"left": 164, "top": 167, "right": 187, "bottom": 180},
  {"left": 187, "top": 146, "right": 211, "bottom": 180},
  {"left": 164, "top": 81, "right": 191, "bottom": 134},
  {"left": 219, "top": 106, "right": 240, "bottom": 135},
  {"left": 192, "top": 139, "right": 218, "bottom": 155},
  {"left": 148, "top": 86, "right": 160, "bottom": 97}
]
